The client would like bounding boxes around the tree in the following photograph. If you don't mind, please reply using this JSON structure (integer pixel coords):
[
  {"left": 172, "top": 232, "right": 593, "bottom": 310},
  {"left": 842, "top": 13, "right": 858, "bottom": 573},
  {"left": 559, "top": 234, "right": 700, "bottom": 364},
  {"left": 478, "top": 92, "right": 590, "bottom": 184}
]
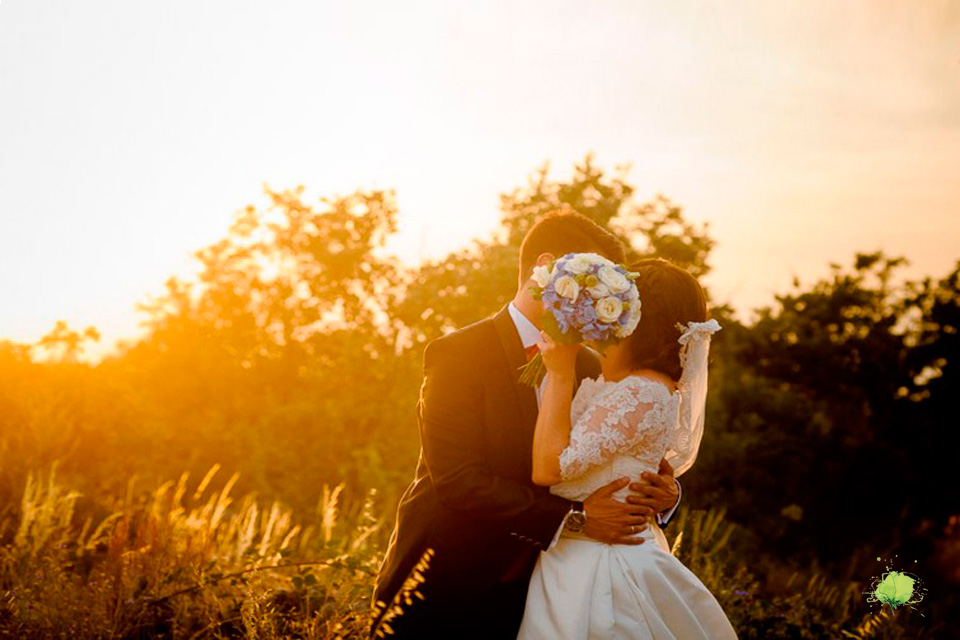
[
  {"left": 36, "top": 321, "right": 100, "bottom": 363},
  {"left": 691, "top": 253, "right": 960, "bottom": 577},
  {"left": 394, "top": 154, "right": 714, "bottom": 350},
  {"left": 118, "top": 186, "right": 419, "bottom": 510},
  {"left": 901, "top": 261, "right": 960, "bottom": 527}
]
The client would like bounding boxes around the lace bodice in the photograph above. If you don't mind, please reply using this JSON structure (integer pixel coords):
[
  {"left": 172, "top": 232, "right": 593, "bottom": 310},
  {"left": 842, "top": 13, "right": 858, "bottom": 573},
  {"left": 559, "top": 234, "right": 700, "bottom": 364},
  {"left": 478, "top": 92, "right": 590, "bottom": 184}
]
[{"left": 551, "top": 375, "right": 681, "bottom": 502}]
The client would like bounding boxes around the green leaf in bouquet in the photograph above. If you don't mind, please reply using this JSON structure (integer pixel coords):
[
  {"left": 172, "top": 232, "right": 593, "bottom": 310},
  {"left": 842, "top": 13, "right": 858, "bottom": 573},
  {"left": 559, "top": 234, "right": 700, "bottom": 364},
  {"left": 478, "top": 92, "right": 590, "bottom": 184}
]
[{"left": 539, "top": 310, "right": 561, "bottom": 338}]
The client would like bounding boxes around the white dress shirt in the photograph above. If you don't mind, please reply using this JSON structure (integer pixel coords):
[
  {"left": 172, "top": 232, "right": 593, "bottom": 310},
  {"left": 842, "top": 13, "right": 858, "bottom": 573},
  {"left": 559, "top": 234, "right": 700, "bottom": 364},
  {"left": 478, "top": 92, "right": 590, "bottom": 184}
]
[
  {"left": 507, "top": 302, "right": 548, "bottom": 405},
  {"left": 506, "top": 301, "right": 681, "bottom": 536}
]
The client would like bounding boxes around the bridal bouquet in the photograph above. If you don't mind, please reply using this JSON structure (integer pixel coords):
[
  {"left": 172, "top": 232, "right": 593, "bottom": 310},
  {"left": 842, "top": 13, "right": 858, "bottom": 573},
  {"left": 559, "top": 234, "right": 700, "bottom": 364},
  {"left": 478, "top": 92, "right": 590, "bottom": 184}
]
[{"left": 519, "top": 252, "right": 642, "bottom": 387}]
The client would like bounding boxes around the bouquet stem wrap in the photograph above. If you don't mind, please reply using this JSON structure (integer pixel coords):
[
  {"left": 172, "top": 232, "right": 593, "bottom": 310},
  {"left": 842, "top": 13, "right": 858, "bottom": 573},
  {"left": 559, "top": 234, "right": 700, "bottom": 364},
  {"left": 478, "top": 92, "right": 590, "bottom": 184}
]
[{"left": 518, "top": 353, "right": 547, "bottom": 388}]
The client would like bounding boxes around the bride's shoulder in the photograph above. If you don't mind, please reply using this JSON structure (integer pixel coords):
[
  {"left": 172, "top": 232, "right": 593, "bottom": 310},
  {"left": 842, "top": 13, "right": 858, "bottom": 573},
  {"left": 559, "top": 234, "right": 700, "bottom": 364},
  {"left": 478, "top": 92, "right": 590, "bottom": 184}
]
[
  {"left": 578, "top": 373, "right": 676, "bottom": 401},
  {"left": 614, "top": 374, "right": 678, "bottom": 404},
  {"left": 581, "top": 373, "right": 606, "bottom": 386},
  {"left": 572, "top": 375, "right": 609, "bottom": 408},
  {"left": 574, "top": 374, "right": 606, "bottom": 396}
]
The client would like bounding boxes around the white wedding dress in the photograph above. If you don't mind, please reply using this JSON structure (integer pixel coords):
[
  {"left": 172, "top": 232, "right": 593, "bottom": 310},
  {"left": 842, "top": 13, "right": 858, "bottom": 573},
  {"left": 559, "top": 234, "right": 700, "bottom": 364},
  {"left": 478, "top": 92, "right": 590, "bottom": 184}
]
[{"left": 517, "top": 374, "right": 738, "bottom": 640}]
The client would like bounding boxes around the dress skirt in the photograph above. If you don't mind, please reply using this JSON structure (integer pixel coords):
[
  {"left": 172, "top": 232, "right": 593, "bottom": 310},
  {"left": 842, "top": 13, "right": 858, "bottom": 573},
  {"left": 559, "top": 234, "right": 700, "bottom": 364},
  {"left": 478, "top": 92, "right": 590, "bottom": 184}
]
[{"left": 517, "top": 525, "right": 738, "bottom": 640}]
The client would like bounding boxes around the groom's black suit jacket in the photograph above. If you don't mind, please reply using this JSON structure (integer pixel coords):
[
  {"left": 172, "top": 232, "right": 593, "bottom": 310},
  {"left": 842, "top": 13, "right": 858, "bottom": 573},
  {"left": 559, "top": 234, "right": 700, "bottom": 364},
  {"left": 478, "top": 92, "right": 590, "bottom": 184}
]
[{"left": 373, "top": 304, "right": 601, "bottom": 639}]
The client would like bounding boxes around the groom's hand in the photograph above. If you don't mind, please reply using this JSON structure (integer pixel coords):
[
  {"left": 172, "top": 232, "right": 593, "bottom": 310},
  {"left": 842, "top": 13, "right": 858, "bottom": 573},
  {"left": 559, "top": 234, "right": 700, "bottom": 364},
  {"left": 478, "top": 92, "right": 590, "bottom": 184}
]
[
  {"left": 582, "top": 477, "right": 653, "bottom": 545},
  {"left": 626, "top": 457, "right": 679, "bottom": 513}
]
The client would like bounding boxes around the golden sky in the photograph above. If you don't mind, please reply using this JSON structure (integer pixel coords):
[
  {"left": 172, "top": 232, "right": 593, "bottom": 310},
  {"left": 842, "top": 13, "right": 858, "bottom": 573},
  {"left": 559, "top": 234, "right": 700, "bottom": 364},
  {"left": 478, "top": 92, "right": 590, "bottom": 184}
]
[{"left": 1, "top": 1, "right": 958, "bottom": 360}]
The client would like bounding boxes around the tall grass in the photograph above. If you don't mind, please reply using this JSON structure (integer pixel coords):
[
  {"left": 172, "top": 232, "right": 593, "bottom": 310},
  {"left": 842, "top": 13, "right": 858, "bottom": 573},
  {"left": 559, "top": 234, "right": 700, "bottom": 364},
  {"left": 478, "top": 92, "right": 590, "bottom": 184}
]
[
  {"left": 0, "top": 467, "right": 937, "bottom": 638},
  {"left": 664, "top": 508, "right": 932, "bottom": 639},
  {"left": 1, "top": 464, "right": 382, "bottom": 638}
]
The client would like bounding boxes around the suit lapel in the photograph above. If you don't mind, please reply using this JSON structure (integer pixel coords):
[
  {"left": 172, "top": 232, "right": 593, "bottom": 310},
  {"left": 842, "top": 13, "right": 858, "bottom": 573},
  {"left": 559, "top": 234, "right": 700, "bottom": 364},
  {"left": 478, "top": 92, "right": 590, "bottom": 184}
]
[
  {"left": 490, "top": 305, "right": 603, "bottom": 481},
  {"left": 492, "top": 305, "right": 539, "bottom": 432},
  {"left": 492, "top": 305, "right": 601, "bottom": 427}
]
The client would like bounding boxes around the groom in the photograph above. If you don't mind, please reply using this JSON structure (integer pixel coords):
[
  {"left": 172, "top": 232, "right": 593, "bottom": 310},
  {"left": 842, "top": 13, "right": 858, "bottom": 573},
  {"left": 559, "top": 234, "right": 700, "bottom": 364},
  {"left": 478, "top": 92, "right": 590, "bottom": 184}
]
[{"left": 373, "top": 212, "right": 681, "bottom": 639}]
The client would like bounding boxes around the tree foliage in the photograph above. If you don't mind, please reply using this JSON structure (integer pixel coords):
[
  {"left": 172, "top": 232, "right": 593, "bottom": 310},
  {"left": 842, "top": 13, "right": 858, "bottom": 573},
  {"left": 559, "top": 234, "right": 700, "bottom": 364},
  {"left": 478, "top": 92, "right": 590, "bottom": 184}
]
[
  {"left": 691, "top": 252, "right": 960, "bottom": 578},
  {"left": 396, "top": 154, "right": 713, "bottom": 350},
  {"left": 113, "top": 186, "right": 418, "bottom": 511}
]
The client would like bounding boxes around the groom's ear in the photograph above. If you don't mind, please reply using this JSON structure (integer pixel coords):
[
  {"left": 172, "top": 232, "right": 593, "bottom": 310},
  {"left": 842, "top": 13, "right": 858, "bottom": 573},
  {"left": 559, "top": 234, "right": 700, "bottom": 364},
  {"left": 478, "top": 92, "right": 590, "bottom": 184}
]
[{"left": 520, "top": 253, "right": 555, "bottom": 288}]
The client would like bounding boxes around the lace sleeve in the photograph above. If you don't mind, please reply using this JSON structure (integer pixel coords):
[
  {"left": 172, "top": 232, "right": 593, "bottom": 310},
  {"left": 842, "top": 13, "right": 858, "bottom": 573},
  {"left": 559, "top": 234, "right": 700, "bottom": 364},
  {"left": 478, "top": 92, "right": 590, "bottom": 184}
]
[{"left": 558, "top": 379, "right": 671, "bottom": 481}]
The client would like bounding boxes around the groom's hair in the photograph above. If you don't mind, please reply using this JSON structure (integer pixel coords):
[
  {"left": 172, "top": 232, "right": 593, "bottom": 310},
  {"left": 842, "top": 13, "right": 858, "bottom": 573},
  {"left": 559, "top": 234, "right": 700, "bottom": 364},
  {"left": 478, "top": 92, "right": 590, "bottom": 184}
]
[
  {"left": 518, "top": 211, "right": 626, "bottom": 283},
  {"left": 625, "top": 258, "right": 708, "bottom": 381}
]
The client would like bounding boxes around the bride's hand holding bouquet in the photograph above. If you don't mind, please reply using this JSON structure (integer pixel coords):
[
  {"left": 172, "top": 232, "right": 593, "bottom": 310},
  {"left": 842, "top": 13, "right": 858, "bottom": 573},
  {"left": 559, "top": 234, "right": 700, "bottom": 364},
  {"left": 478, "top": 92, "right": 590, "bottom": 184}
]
[{"left": 535, "top": 330, "right": 580, "bottom": 379}]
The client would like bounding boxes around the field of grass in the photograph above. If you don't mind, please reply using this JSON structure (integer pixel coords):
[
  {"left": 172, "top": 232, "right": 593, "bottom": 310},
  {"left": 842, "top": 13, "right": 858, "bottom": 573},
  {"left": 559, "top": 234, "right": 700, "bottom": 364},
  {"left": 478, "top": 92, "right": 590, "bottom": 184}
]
[
  {"left": 0, "top": 463, "right": 933, "bottom": 639},
  {"left": 1, "top": 464, "right": 382, "bottom": 638}
]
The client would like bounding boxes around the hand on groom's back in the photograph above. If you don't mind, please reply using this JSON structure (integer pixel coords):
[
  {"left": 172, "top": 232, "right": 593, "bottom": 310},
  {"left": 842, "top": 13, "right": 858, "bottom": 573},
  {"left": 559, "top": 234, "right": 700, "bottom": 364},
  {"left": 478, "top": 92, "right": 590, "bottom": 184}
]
[
  {"left": 582, "top": 477, "right": 653, "bottom": 545},
  {"left": 582, "top": 458, "right": 681, "bottom": 544}
]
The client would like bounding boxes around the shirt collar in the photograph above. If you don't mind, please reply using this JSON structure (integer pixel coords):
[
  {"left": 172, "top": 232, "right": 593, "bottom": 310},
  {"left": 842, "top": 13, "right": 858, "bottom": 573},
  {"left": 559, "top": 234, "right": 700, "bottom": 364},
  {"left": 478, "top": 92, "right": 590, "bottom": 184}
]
[{"left": 507, "top": 302, "right": 541, "bottom": 349}]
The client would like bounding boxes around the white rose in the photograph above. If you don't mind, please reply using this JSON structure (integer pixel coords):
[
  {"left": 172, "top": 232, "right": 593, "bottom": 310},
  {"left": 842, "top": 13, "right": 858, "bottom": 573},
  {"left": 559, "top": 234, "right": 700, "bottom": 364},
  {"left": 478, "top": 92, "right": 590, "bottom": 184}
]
[
  {"left": 598, "top": 266, "right": 630, "bottom": 294},
  {"left": 554, "top": 275, "right": 580, "bottom": 301},
  {"left": 582, "top": 252, "right": 609, "bottom": 264},
  {"left": 587, "top": 282, "right": 610, "bottom": 298},
  {"left": 595, "top": 296, "right": 623, "bottom": 323},
  {"left": 532, "top": 264, "right": 552, "bottom": 288},
  {"left": 564, "top": 255, "right": 592, "bottom": 274}
]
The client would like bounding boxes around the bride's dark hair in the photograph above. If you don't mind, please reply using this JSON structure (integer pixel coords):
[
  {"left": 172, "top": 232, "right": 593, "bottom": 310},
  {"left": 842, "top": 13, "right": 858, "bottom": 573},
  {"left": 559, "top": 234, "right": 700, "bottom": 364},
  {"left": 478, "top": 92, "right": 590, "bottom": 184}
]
[{"left": 624, "top": 258, "right": 708, "bottom": 381}]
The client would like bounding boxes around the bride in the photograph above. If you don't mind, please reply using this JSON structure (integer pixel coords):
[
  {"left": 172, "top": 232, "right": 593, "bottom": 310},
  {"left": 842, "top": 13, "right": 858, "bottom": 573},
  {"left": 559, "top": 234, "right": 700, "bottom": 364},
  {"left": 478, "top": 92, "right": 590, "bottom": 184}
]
[{"left": 517, "top": 258, "right": 737, "bottom": 640}]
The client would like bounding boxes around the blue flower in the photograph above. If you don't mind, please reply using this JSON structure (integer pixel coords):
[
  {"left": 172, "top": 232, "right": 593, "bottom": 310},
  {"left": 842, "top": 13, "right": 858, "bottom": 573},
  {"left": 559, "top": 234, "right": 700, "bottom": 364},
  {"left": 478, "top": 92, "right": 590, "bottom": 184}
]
[
  {"left": 580, "top": 320, "right": 608, "bottom": 342},
  {"left": 574, "top": 302, "right": 598, "bottom": 325},
  {"left": 554, "top": 255, "right": 574, "bottom": 273}
]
